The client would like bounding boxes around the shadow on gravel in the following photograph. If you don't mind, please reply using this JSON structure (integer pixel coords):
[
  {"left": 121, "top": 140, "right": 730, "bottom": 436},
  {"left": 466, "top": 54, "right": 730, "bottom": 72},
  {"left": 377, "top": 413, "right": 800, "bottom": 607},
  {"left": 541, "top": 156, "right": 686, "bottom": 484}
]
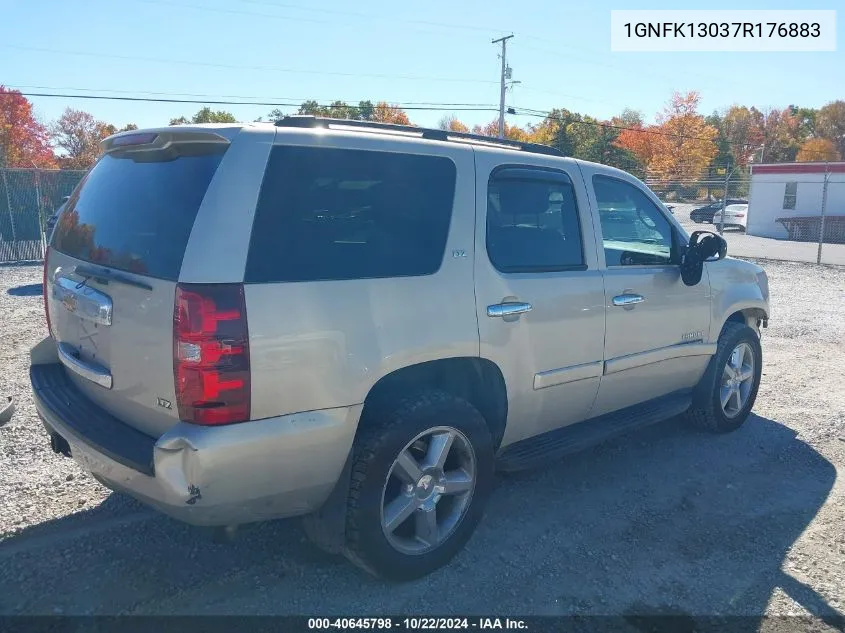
[
  {"left": 0, "top": 413, "right": 839, "bottom": 621},
  {"left": 6, "top": 284, "right": 42, "bottom": 297}
]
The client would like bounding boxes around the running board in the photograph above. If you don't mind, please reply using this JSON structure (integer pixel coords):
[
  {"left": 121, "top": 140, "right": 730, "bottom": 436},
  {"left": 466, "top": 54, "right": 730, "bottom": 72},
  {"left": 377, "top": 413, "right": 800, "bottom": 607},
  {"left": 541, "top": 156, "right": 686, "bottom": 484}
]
[{"left": 496, "top": 391, "right": 692, "bottom": 472}]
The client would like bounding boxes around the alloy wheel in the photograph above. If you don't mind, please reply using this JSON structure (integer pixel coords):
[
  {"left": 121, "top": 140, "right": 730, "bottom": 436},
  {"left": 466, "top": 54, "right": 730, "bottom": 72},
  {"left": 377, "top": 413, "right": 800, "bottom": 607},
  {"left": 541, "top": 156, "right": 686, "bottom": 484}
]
[{"left": 380, "top": 426, "right": 476, "bottom": 555}]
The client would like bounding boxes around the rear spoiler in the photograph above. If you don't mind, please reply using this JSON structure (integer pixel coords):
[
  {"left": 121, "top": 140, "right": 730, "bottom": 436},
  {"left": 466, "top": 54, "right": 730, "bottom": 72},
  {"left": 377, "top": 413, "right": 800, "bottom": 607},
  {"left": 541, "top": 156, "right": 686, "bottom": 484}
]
[{"left": 100, "top": 130, "right": 232, "bottom": 155}]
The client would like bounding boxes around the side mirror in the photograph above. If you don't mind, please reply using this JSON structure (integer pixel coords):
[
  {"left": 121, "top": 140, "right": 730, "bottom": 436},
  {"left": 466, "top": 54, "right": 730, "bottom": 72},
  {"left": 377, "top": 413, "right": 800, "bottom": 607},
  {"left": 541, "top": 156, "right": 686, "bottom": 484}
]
[{"left": 680, "top": 231, "right": 727, "bottom": 286}]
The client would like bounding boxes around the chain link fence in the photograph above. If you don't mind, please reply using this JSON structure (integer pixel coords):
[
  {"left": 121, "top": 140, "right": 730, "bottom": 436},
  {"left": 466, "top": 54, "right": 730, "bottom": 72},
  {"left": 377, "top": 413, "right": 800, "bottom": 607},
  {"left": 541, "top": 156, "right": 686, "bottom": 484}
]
[{"left": 0, "top": 168, "right": 87, "bottom": 263}]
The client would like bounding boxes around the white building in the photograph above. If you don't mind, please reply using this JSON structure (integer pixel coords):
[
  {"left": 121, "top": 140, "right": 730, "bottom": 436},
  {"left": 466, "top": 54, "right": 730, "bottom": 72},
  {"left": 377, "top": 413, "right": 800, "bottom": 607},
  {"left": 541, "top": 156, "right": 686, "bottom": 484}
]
[{"left": 746, "top": 162, "right": 845, "bottom": 239}]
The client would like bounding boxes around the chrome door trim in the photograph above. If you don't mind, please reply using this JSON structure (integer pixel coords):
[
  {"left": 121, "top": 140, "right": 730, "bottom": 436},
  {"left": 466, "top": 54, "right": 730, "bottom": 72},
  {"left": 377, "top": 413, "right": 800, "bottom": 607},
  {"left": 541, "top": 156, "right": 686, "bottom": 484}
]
[
  {"left": 57, "top": 342, "right": 114, "bottom": 389},
  {"left": 533, "top": 360, "right": 603, "bottom": 390},
  {"left": 604, "top": 342, "right": 717, "bottom": 376}
]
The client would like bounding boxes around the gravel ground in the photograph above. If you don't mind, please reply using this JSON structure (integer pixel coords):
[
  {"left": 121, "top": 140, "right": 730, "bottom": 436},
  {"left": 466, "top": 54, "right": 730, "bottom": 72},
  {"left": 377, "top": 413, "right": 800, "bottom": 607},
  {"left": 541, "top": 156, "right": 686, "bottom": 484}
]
[{"left": 0, "top": 260, "right": 844, "bottom": 625}]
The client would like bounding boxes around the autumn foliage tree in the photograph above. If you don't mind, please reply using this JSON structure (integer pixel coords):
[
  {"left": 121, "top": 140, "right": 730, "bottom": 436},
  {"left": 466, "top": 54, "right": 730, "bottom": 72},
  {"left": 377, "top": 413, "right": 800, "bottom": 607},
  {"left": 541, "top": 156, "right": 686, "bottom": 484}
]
[
  {"left": 51, "top": 108, "right": 135, "bottom": 169},
  {"left": 292, "top": 100, "right": 411, "bottom": 125},
  {"left": 371, "top": 102, "right": 411, "bottom": 125},
  {"left": 721, "top": 106, "right": 765, "bottom": 166},
  {"left": 614, "top": 91, "right": 717, "bottom": 183},
  {"left": 652, "top": 92, "right": 717, "bottom": 181},
  {"left": 815, "top": 100, "right": 845, "bottom": 157},
  {"left": 0, "top": 86, "right": 56, "bottom": 168},
  {"left": 613, "top": 124, "right": 661, "bottom": 169},
  {"left": 438, "top": 115, "right": 469, "bottom": 133},
  {"left": 796, "top": 138, "right": 841, "bottom": 162},
  {"left": 471, "top": 119, "right": 531, "bottom": 141},
  {"left": 170, "top": 107, "right": 237, "bottom": 125},
  {"left": 750, "top": 107, "right": 800, "bottom": 163}
]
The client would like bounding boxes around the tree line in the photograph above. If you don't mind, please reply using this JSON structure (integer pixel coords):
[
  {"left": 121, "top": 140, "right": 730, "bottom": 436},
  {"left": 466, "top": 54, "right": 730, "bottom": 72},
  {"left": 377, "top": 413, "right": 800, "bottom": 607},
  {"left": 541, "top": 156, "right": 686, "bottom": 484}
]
[{"left": 2, "top": 85, "right": 844, "bottom": 178}]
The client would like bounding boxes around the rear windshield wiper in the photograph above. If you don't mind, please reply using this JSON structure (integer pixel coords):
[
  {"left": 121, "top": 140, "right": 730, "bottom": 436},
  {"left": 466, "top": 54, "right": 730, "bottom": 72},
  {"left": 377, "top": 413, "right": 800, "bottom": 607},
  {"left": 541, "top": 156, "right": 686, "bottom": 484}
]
[{"left": 73, "top": 264, "right": 153, "bottom": 291}]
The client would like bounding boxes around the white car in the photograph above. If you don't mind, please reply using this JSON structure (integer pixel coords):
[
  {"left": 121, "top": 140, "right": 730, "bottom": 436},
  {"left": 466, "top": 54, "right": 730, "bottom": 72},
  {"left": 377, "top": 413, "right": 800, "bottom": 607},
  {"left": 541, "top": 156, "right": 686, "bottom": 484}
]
[{"left": 713, "top": 203, "right": 748, "bottom": 231}]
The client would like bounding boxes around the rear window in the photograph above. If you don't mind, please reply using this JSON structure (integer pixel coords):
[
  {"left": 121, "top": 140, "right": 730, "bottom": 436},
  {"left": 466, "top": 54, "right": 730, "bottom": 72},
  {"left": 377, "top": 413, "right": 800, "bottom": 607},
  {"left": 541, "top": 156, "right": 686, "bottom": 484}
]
[
  {"left": 51, "top": 147, "right": 226, "bottom": 280},
  {"left": 245, "top": 146, "right": 456, "bottom": 283}
]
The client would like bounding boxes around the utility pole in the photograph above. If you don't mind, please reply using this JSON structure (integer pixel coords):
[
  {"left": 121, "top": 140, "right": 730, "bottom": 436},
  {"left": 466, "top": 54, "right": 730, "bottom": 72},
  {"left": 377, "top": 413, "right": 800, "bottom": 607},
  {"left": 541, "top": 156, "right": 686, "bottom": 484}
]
[{"left": 492, "top": 34, "right": 514, "bottom": 139}]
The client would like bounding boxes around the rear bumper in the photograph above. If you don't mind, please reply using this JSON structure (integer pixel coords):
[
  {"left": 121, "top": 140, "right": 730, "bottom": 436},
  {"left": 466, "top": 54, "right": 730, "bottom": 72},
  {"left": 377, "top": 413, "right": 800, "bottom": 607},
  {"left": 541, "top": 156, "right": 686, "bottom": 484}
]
[{"left": 31, "top": 362, "right": 361, "bottom": 526}]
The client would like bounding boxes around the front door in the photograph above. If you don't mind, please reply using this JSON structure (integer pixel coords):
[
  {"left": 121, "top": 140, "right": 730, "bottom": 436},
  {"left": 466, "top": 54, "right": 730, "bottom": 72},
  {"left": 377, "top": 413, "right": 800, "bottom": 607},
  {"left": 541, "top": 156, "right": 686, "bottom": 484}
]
[
  {"left": 474, "top": 155, "right": 606, "bottom": 447},
  {"left": 582, "top": 169, "right": 713, "bottom": 417}
]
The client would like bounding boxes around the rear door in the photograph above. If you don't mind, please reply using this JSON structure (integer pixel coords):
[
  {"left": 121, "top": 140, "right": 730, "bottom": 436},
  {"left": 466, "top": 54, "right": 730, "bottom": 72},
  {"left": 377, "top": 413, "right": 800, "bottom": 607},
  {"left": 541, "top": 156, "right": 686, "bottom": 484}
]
[
  {"left": 45, "top": 126, "right": 262, "bottom": 438},
  {"left": 473, "top": 152, "right": 606, "bottom": 447}
]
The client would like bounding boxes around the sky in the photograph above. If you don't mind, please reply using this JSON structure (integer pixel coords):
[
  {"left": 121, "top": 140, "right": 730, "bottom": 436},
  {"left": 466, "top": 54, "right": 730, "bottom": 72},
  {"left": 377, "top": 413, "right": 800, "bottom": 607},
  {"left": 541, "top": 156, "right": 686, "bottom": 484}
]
[{"left": 1, "top": 0, "right": 843, "bottom": 132}]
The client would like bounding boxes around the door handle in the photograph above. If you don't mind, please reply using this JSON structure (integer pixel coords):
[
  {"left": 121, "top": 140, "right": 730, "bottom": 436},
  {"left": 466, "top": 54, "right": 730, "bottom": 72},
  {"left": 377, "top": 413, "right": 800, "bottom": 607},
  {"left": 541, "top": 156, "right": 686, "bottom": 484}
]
[
  {"left": 487, "top": 302, "right": 533, "bottom": 318},
  {"left": 612, "top": 293, "right": 645, "bottom": 307}
]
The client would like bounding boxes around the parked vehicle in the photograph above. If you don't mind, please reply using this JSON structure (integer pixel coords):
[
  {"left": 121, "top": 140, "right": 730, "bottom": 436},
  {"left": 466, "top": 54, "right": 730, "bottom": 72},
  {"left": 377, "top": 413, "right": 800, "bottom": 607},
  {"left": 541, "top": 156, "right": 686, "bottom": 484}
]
[
  {"left": 31, "top": 118, "right": 770, "bottom": 580},
  {"left": 713, "top": 203, "right": 749, "bottom": 231},
  {"left": 691, "top": 199, "right": 748, "bottom": 223}
]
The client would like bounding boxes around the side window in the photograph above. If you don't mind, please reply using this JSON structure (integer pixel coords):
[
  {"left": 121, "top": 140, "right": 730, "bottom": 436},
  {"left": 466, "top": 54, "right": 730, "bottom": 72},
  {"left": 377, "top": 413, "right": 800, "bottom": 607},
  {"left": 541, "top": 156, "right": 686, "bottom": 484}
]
[
  {"left": 592, "top": 175, "right": 674, "bottom": 267},
  {"left": 486, "top": 168, "right": 584, "bottom": 273},
  {"left": 783, "top": 182, "right": 798, "bottom": 209},
  {"left": 245, "top": 146, "right": 456, "bottom": 283}
]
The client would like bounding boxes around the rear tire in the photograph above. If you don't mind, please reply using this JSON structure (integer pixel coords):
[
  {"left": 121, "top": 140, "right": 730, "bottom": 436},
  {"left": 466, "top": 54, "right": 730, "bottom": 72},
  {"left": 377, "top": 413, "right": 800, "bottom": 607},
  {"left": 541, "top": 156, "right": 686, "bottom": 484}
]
[
  {"left": 342, "top": 390, "right": 494, "bottom": 580},
  {"left": 686, "top": 322, "right": 762, "bottom": 433}
]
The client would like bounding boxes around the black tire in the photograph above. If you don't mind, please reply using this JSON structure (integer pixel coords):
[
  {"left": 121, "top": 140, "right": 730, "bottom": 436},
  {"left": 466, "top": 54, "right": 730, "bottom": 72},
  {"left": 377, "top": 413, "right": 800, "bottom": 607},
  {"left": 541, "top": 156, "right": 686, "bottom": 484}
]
[
  {"left": 686, "top": 322, "right": 762, "bottom": 433},
  {"left": 342, "top": 390, "right": 494, "bottom": 580}
]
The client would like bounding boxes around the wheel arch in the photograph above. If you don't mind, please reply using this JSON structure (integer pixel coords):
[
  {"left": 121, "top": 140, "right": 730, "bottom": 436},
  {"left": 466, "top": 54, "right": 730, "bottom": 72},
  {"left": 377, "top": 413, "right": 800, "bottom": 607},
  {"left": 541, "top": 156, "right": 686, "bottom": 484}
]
[
  {"left": 720, "top": 306, "right": 768, "bottom": 338},
  {"left": 303, "top": 356, "right": 508, "bottom": 555},
  {"left": 357, "top": 356, "right": 509, "bottom": 451}
]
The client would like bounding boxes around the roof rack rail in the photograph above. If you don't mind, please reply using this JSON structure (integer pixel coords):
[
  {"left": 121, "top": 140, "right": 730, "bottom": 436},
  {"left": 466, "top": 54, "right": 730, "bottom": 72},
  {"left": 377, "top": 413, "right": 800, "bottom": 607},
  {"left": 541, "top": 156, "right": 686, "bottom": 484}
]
[{"left": 274, "top": 115, "right": 563, "bottom": 157}]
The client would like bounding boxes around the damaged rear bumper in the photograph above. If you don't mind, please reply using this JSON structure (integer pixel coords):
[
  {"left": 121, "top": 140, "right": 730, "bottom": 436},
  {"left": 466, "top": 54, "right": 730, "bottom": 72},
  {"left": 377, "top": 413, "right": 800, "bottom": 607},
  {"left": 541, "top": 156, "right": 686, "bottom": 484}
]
[{"left": 31, "top": 361, "right": 361, "bottom": 526}]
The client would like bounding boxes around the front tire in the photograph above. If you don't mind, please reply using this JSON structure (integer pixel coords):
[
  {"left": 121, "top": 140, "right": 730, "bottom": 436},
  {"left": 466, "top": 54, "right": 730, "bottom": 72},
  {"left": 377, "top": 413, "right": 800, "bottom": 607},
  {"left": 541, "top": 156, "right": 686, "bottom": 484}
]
[
  {"left": 342, "top": 390, "right": 494, "bottom": 580},
  {"left": 686, "top": 322, "right": 762, "bottom": 433}
]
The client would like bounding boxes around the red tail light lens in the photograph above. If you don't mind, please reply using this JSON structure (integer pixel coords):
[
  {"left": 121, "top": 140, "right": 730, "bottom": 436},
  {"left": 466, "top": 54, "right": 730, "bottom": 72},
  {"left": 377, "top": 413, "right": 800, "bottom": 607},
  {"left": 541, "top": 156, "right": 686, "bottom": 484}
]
[
  {"left": 173, "top": 284, "right": 250, "bottom": 425},
  {"left": 43, "top": 246, "right": 52, "bottom": 337},
  {"left": 111, "top": 132, "right": 159, "bottom": 147}
]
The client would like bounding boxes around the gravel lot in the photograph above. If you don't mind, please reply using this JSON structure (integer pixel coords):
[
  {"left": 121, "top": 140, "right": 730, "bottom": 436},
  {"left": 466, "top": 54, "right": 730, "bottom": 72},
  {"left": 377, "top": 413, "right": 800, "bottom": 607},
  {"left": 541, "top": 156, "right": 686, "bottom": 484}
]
[{"left": 1, "top": 260, "right": 844, "bottom": 624}]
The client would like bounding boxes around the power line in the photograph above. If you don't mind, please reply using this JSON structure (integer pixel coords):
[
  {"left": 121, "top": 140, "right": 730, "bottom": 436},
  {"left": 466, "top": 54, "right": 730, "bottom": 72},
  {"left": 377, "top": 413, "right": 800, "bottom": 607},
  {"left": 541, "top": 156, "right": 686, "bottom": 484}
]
[
  {"left": 6, "top": 85, "right": 497, "bottom": 108},
  {"left": 236, "top": 0, "right": 509, "bottom": 35},
  {"left": 513, "top": 107, "right": 735, "bottom": 144},
  {"left": 3, "top": 87, "right": 836, "bottom": 162},
  {"left": 510, "top": 107, "right": 840, "bottom": 162},
  {"left": 512, "top": 106, "right": 825, "bottom": 154},
  {"left": 3, "top": 44, "right": 500, "bottom": 85},
  {"left": 135, "top": 0, "right": 511, "bottom": 38},
  {"left": 8, "top": 91, "right": 501, "bottom": 113}
]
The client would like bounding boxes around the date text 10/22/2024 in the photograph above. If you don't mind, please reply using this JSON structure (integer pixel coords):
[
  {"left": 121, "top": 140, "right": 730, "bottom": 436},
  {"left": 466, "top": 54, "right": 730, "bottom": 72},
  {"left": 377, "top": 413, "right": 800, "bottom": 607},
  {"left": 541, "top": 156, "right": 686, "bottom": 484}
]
[{"left": 307, "top": 618, "right": 528, "bottom": 630}]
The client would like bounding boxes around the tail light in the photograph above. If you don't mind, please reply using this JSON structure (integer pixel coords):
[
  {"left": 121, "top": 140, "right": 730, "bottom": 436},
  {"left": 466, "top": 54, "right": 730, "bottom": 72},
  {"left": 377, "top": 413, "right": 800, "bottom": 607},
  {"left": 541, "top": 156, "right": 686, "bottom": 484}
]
[
  {"left": 173, "top": 284, "right": 250, "bottom": 425},
  {"left": 43, "top": 246, "right": 52, "bottom": 337}
]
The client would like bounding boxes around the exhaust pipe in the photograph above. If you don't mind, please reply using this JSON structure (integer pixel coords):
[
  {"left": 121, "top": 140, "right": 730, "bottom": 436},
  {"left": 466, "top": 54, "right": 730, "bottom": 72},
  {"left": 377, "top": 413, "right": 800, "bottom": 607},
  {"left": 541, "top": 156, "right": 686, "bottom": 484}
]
[{"left": 50, "top": 433, "right": 72, "bottom": 458}]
